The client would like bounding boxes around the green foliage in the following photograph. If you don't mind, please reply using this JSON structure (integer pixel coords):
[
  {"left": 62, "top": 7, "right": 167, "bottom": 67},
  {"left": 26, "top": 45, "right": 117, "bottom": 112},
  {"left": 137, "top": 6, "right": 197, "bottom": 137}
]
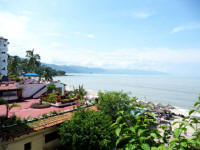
[
  {"left": 48, "top": 93, "right": 57, "bottom": 103},
  {"left": 40, "top": 66, "right": 54, "bottom": 81},
  {"left": 42, "top": 113, "right": 48, "bottom": 118},
  {"left": 59, "top": 109, "right": 116, "bottom": 150},
  {"left": 8, "top": 55, "right": 21, "bottom": 76},
  {"left": 8, "top": 75, "right": 21, "bottom": 82},
  {"left": 50, "top": 110, "right": 58, "bottom": 115},
  {"left": 73, "top": 85, "right": 87, "bottom": 100},
  {"left": 112, "top": 109, "right": 162, "bottom": 149},
  {"left": 47, "top": 84, "right": 56, "bottom": 93},
  {"left": 0, "top": 98, "right": 21, "bottom": 119},
  {"left": 25, "top": 49, "right": 41, "bottom": 72},
  {"left": 97, "top": 91, "right": 131, "bottom": 121},
  {"left": 7, "top": 53, "right": 65, "bottom": 79},
  {"left": 113, "top": 94, "right": 200, "bottom": 150}
]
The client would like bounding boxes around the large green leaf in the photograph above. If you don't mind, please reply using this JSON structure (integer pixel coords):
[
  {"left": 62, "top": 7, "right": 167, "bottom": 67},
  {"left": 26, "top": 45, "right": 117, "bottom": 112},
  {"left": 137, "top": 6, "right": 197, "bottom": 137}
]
[
  {"left": 116, "top": 128, "right": 121, "bottom": 136},
  {"left": 180, "top": 142, "right": 187, "bottom": 147},
  {"left": 141, "top": 144, "right": 150, "bottom": 150},
  {"left": 174, "top": 128, "right": 182, "bottom": 138},
  {"left": 189, "top": 110, "right": 195, "bottom": 115}
]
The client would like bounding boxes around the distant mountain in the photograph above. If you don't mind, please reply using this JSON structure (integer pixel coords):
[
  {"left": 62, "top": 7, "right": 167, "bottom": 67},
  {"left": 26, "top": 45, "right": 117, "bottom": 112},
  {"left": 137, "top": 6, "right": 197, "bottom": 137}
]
[{"left": 44, "top": 63, "right": 167, "bottom": 75}]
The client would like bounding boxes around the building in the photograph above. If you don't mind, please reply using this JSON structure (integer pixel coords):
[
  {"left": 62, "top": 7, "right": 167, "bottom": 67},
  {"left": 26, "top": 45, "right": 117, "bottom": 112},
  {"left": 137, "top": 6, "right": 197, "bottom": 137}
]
[
  {"left": 0, "top": 36, "right": 9, "bottom": 76},
  {"left": 0, "top": 84, "right": 22, "bottom": 101},
  {"left": 0, "top": 103, "right": 97, "bottom": 150}
]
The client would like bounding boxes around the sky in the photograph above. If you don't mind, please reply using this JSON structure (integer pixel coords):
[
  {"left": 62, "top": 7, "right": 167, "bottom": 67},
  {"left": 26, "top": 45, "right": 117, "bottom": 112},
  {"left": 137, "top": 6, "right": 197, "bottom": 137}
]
[{"left": 0, "top": 0, "right": 200, "bottom": 75}]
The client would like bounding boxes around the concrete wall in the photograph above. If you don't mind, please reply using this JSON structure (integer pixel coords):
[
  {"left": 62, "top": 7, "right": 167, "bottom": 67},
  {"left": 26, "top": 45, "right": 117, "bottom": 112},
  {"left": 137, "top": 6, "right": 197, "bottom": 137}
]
[
  {"left": 0, "top": 126, "right": 60, "bottom": 150},
  {"left": 54, "top": 83, "right": 65, "bottom": 96}
]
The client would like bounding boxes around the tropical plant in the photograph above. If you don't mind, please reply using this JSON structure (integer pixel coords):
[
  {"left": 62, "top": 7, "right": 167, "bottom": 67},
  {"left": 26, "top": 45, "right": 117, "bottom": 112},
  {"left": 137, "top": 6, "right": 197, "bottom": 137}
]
[
  {"left": 113, "top": 94, "right": 200, "bottom": 150},
  {"left": 25, "top": 49, "right": 40, "bottom": 72},
  {"left": 47, "top": 84, "right": 56, "bottom": 93},
  {"left": 42, "top": 66, "right": 53, "bottom": 81},
  {"left": 0, "top": 98, "right": 21, "bottom": 118},
  {"left": 7, "top": 54, "right": 65, "bottom": 78},
  {"left": 97, "top": 91, "right": 131, "bottom": 121},
  {"left": 8, "top": 55, "right": 21, "bottom": 75},
  {"left": 72, "top": 85, "right": 87, "bottom": 100},
  {"left": 48, "top": 93, "right": 57, "bottom": 103},
  {"left": 59, "top": 109, "right": 116, "bottom": 150}
]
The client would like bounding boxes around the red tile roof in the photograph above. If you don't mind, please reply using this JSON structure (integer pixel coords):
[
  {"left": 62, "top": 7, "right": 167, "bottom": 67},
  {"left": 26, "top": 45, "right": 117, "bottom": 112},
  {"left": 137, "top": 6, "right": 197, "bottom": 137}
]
[{"left": 0, "top": 105, "right": 97, "bottom": 141}]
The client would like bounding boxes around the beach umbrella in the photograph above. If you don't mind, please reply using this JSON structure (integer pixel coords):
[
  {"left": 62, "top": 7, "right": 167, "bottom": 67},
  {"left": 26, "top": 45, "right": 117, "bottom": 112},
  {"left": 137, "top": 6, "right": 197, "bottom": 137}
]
[
  {"left": 24, "top": 73, "right": 39, "bottom": 76},
  {"left": 157, "top": 103, "right": 165, "bottom": 109},
  {"left": 166, "top": 104, "right": 175, "bottom": 109},
  {"left": 147, "top": 101, "right": 154, "bottom": 105}
]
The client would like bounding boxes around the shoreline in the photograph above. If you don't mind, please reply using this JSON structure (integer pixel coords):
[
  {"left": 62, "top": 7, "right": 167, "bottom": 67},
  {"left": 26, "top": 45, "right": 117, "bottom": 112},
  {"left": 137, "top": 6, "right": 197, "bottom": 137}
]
[
  {"left": 65, "top": 85, "right": 200, "bottom": 118},
  {"left": 65, "top": 85, "right": 199, "bottom": 137}
]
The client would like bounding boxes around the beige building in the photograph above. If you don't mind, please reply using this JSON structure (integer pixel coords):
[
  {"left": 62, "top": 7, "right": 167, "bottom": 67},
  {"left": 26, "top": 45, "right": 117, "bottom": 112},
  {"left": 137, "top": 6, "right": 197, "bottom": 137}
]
[
  {"left": 0, "top": 106, "right": 97, "bottom": 150},
  {"left": 0, "top": 127, "right": 60, "bottom": 150}
]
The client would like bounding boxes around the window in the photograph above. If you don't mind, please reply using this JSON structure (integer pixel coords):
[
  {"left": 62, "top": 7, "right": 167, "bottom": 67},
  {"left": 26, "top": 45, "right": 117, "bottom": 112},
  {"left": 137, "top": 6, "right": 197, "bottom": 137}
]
[
  {"left": 4, "top": 44, "right": 6, "bottom": 47},
  {"left": 2, "top": 67, "right": 5, "bottom": 70},
  {"left": 24, "top": 142, "right": 31, "bottom": 150},
  {"left": 2, "top": 52, "right": 6, "bottom": 54},
  {"left": 2, "top": 91, "right": 17, "bottom": 96},
  {"left": 2, "top": 59, "right": 5, "bottom": 62},
  {"left": 45, "top": 131, "right": 59, "bottom": 143}
]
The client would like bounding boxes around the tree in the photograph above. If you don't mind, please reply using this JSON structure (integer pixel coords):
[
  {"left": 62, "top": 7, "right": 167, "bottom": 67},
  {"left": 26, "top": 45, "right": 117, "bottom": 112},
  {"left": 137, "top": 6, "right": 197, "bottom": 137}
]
[
  {"left": 73, "top": 85, "right": 87, "bottom": 100},
  {"left": 42, "top": 67, "right": 53, "bottom": 81},
  {"left": 25, "top": 49, "right": 40, "bottom": 72},
  {"left": 97, "top": 91, "right": 131, "bottom": 121},
  {"left": 59, "top": 109, "right": 116, "bottom": 150},
  {"left": 0, "top": 99, "right": 21, "bottom": 118},
  {"left": 8, "top": 55, "right": 20, "bottom": 75}
]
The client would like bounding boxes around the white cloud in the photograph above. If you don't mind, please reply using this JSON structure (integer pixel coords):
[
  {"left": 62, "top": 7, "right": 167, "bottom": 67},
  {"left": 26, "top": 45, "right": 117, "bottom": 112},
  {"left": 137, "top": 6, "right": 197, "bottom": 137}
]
[
  {"left": 171, "top": 23, "right": 200, "bottom": 34},
  {"left": 131, "top": 12, "right": 152, "bottom": 19},
  {"left": 0, "top": 11, "right": 30, "bottom": 40},
  {"left": 74, "top": 32, "right": 95, "bottom": 39},
  {"left": 51, "top": 42, "right": 62, "bottom": 47},
  {"left": 87, "top": 34, "right": 95, "bottom": 39},
  {"left": 74, "top": 32, "right": 81, "bottom": 35},
  {"left": 37, "top": 46, "right": 200, "bottom": 73}
]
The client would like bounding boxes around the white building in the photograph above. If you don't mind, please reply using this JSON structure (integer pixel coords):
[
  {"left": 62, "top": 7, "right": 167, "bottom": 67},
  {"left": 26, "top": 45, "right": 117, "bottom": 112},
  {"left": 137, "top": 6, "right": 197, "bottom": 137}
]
[{"left": 0, "top": 36, "right": 9, "bottom": 76}]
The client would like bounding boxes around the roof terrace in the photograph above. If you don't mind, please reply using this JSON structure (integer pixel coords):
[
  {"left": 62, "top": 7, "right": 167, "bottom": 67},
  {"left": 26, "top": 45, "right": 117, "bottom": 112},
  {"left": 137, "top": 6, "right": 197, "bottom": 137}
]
[{"left": 0, "top": 99, "right": 78, "bottom": 119}]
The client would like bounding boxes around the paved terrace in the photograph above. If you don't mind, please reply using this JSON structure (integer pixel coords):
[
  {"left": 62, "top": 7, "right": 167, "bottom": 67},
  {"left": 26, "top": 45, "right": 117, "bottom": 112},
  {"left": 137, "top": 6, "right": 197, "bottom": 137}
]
[{"left": 0, "top": 99, "right": 75, "bottom": 119}]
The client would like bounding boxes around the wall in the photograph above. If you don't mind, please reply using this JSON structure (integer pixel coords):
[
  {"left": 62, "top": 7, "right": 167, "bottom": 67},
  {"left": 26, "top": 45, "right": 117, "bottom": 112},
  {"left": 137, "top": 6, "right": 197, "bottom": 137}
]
[
  {"left": 0, "top": 126, "right": 60, "bottom": 150},
  {"left": 0, "top": 37, "right": 8, "bottom": 76},
  {"left": 54, "top": 83, "right": 65, "bottom": 96}
]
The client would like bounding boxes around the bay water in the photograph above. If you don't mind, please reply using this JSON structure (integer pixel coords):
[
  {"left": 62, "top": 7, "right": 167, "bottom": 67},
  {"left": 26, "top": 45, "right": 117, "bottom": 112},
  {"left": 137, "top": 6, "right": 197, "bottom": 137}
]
[{"left": 54, "top": 74, "right": 200, "bottom": 110}]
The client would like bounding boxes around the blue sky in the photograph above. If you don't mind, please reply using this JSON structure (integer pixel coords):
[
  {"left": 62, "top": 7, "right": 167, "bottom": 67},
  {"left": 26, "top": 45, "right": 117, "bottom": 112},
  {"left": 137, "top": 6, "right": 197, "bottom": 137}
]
[{"left": 0, "top": 0, "right": 200, "bottom": 75}]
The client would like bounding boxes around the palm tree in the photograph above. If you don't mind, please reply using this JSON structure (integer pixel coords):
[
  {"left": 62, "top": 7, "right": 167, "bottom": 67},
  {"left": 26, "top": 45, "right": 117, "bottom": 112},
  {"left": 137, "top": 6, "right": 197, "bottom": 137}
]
[
  {"left": 0, "top": 98, "right": 21, "bottom": 118},
  {"left": 25, "top": 49, "right": 41, "bottom": 72},
  {"left": 42, "top": 67, "right": 53, "bottom": 81}
]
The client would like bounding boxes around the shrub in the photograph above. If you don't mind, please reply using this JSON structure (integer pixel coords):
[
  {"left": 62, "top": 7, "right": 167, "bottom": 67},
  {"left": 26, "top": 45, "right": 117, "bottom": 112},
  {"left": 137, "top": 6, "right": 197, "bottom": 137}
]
[
  {"left": 97, "top": 91, "right": 131, "bottom": 121},
  {"left": 47, "top": 84, "right": 56, "bottom": 93},
  {"left": 30, "top": 103, "right": 50, "bottom": 109},
  {"left": 113, "top": 94, "right": 200, "bottom": 150},
  {"left": 48, "top": 93, "right": 57, "bottom": 103},
  {"left": 73, "top": 85, "right": 87, "bottom": 100},
  {"left": 59, "top": 109, "right": 116, "bottom": 150}
]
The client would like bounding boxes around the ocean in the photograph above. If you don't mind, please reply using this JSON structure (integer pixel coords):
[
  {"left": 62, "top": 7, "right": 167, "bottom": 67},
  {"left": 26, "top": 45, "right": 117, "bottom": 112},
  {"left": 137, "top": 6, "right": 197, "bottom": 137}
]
[{"left": 54, "top": 74, "right": 200, "bottom": 110}]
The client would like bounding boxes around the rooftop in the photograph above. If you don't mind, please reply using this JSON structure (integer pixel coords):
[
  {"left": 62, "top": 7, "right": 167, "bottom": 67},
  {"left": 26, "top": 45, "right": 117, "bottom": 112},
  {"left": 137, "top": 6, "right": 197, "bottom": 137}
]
[
  {"left": 0, "top": 99, "right": 77, "bottom": 118},
  {"left": 0, "top": 104, "right": 97, "bottom": 141},
  {"left": 0, "top": 84, "right": 20, "bottom": 91}
]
